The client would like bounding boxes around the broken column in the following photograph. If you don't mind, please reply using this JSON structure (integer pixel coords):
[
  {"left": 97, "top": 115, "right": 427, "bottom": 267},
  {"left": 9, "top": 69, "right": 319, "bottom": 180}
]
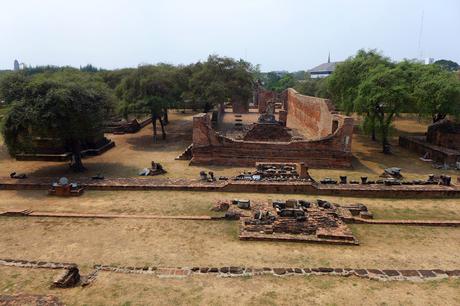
[{"left": 278, "top": 110, "right": 288, "bottom": 126}]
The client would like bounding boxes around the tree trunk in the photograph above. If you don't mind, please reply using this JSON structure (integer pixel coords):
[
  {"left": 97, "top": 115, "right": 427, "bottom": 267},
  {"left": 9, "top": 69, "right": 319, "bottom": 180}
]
[
  {"left": 70, "top": 140, "right": 85, "bottom": 172},
  {"left": 163, "top": 108, "right": 169, "bottom": 125},
  {"left": 152, "top": 115, "right": 158, "bottom": 143},
  {"left": 371, "top": 127, "right": 376, "bottom": 141},
  {"left": 159, "top": 117, "right": 166, "bottom": 140},
  {"left": 377, "top": 113, "right": 391, "bottom": 155},
  {"left": 370, "top": 115, "right": 376, "bottom": 141}
]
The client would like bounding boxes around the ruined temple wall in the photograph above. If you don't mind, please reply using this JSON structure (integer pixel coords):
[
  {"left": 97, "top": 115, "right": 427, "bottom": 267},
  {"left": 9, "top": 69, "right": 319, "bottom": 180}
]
[
  {"left": 257, "top": 90, "right": 278, "bottom": 113},
  {"left": 285, "top": 89, "right": 335, "bottom": 138},
  {"left": 191, "top": 112, "right": 353, "bottom": 168}
]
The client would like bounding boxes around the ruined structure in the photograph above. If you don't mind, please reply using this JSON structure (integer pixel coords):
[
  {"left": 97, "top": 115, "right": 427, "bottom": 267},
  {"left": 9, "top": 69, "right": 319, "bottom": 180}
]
[
  {"left": 105, "top": 117, "right": 152, "bottom": 134},
  {"left": 237, "top": 199, "right": 360, "bottom": 245},
  {"left": 399, "top": 119, "right": 460, "bottom": 166},
  {"left": 233, "top": 162, "right": 313, "bottom": 182},
  {"left": 15, "top": 134, "right": 114, "bottom": 162},
  {"left": 190, "top": 89, "right": 353, "bottom": 168},
  {"left": 48, "top": 177, "right": 84, "bottom": 197}
]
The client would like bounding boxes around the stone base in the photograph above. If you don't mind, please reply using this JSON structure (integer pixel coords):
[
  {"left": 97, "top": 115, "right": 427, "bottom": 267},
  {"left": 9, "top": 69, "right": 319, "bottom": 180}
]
[
  {"left": 15, "top": 139, "right": 115, "bottom": 162},
  {"left": 399, "top": 135, "right": 460, "bottom": 166}
]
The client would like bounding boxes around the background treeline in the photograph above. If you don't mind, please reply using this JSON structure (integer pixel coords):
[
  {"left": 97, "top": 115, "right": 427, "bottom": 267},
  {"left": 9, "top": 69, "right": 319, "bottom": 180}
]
[
  {"left": 0, "top": 55, "right": 256, "bottom": 170},
  {"left": 0, "top": 50, "right": 459, "bottom": 169}
]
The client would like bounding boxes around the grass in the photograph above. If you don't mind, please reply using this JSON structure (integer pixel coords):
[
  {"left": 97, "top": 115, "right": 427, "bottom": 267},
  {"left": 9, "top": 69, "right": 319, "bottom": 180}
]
[
  {"left": 0, "top": 112, "right": 459, "bottom": 304},
  {"left": 1, "top": 267, "right": 460, "bottom": 305}
]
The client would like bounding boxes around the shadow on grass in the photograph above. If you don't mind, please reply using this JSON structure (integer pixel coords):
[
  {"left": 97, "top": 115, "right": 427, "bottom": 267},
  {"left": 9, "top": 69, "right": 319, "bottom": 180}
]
[{"left": 27, "top": 162, "right": 140, "bottom": 178}]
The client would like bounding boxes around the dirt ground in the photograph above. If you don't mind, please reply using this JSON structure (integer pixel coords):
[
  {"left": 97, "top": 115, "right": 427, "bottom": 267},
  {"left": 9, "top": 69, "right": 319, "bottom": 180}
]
[
  {"left": 0, "top": 111, "right": 458, "bottom": 180},
  {"left": 1, "top": 267, "right": 459, "bottom": 306},
  {"left": 0, "top": 111, "right": 460, "bottom": 305}
]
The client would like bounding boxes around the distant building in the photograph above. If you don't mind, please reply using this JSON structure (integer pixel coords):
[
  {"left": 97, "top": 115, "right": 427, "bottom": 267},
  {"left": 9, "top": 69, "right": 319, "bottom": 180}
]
[
  {"left": 308, "top": 54, "right": 341, "bottom": 78},
  {"left": 424, "top": 58, "right": 434, "bottom": 65},
  {"left": 13, "top": 59, "right": 20, "bottom": 71}
]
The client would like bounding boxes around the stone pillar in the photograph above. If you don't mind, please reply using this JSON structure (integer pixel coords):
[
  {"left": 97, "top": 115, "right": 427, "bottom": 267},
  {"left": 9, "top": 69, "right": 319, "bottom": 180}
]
[
  {"left": 298, "top": 162, "right": 309, "bottom": 178},
  {"left": 232, "top": 100, "right": 249, "bottom": 114},
  {"left": 279, "top": 110, "right": 287, "bottom": 126}
]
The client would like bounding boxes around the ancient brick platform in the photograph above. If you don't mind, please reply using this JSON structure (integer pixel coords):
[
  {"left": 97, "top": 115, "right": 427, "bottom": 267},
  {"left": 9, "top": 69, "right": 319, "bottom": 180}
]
[
  {"left": 237, "top": 200, "right": 358, "bottom": 245},
  {"left": 1, "top": 177, "right": 459, "bottom": 198}
]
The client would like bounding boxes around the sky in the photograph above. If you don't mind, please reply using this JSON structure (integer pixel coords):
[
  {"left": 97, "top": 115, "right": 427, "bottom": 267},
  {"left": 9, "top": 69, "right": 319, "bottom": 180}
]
[{"left": 0, "top": 0, "right": 459, "bottom": 72}]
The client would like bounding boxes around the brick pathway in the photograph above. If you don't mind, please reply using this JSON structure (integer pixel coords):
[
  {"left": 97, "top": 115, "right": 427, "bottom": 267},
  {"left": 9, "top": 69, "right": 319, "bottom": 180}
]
[{"left": 1, "top": 259, "right": 459, "bottom": 284}]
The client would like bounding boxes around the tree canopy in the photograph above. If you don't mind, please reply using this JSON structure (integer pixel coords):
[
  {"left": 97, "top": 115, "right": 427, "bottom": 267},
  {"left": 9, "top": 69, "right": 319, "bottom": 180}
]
[
  {"left": 327, "top": 49, "right": 460, "bottom": 154},
  {"left": 186, "top": 55, "right": 254, "bottom": 112},
  {"left": 434, "top": 59, "right": 460, "bottom": 72},
  {"left": 2, "top": 70, "right": 113, "bottom": 171},
  {"left": 116, "top": 64, "right": 183, "bottom": 141}
]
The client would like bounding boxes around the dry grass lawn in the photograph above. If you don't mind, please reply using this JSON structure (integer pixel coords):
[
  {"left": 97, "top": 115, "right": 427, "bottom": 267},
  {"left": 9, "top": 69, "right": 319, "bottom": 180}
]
[
  {"left": 0, "top": 112, "right": 460, "bottom": 305},
  {"left": 1, "top": 267, "right": 459, "bottom": 306}
]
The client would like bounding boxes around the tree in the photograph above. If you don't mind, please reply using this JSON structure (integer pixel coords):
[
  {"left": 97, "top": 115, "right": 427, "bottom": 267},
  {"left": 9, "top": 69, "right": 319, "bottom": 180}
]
[
  {"left": 187, "top": 55, "right": 254, "bottom": 112},
  {"left": 328, "top": 49, "right": 391, "bottom": 140},
  {"left": 0, "top": 72, "right": 28, "bottom": 104},
  {"left": 434, "top": 59, "right": 460, "bottom": 72},
  {"left": 413, "top": 64, "right": 460, "bottom": 122},
  {"left": 116, "top": 64, "right": 181, "bottom": 142},
  {"left": 2, "top": 71, "right": 113, "bottom": 171},
  {"left": 272, "top": 73, "right": 296, "bottom": 92},
  {"left": 356, "top": 64, "right": 410, "bottom": 154}
]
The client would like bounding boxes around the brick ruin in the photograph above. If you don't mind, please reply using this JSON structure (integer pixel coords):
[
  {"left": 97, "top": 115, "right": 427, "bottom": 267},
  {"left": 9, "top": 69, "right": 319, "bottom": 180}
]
[
  {"left": 190, "top": 88, "right": 353, "bottom": 168},
  {"left": 15, "top": 133, "right": 114, "bottom": 162},
  {"left": 1, "top": 258, "right": 459, "bottom": 284},
  {"left": 399, "top": 119, "right": 460, "bottom": 167},
  {"left": 104, "top": 117, "right": 152, "bottom": 134},
  {"left": 237, "top": 199, "right": 359, "bottom": 245}
]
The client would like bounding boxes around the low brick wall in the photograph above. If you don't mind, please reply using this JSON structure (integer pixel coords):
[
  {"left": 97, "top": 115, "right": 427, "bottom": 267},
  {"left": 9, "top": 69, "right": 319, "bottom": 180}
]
[
  {"left": 91, "top": 264, "right": 460, "bottom": 282},
  {"left": 399, "top": 135, "right": 460, "bottom": 165},
  {"left": 1, "top": 177, "right": 459, "bottom": 198},
  {"left": 2, "top": 258, "right": 459, "bottom": 283}
]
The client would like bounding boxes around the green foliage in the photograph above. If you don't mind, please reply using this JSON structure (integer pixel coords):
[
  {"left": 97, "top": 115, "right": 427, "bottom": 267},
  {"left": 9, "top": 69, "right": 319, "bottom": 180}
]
[
  {"left": 186, "top": 55, "right": 254, "bottom": 111},
  {"left": 328, "top": 49, "right": 391, "bottom": 113},
  {"left": 412, "top": 64, "right": 460, "bottom": 122},
  {"left": 0, "top": 72, "right": 28, "bottom": 104},
  {"left": 2, "top": 70, "right": 113, "bottom": 170},
  {"left": 116, "top": 64, "right": 184, "bottom": 140},
  {"left": 356, "top": 64, "right": 410, "bottom": 153},
  {"left": 100, "top": 68, "right": 136, "bottom": 89},
  {"left": 261, "top": 71, "right": 296, "bottom": 93},
  {"left": 293, "top": 77, "right": 329, "bottom": 98},
  {"left": 434, "top": 59, "right": 460, "bottom": 72},
  {"left": 327, "top": 49, "right": 460, "bottom": 153}
]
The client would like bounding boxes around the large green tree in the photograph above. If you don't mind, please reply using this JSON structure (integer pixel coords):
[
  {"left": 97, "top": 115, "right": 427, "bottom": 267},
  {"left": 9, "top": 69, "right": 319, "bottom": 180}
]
[
  {"left": 413, "top": 64, "right": 460, "bottom": 122},
  {"left": 328, "top": 50, "right": 391, "bottom": 140},
  {"left": 433, "top": 59, "right": 459, "bottom": 72},
  {"left": 116, "top": 64, "right": 181, "bottom": 142},
  {"left": 2, "top": 70, "right": 113, "bottom": 171},
  {"left": 0, "top": 72, "right": 28, "bottom": 104},
  {"left": 356, "top": 64, "right": 410, "bottom": 154},
  {"left": 187, "top": 55, "right": 254, "bottom": 112}
]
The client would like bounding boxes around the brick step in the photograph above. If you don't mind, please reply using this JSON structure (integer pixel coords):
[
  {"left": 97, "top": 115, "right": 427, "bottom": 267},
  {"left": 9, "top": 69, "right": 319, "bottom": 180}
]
[{"left": 175, "top": 144, "right": 193, "bottom": 160}]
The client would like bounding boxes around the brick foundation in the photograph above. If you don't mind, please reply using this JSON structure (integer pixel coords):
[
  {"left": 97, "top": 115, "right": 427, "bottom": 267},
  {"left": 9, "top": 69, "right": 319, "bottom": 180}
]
[
  {"left": 1, "top": 177, "right": 459, "bottom": 198},
  {"left": 2, "top": 258, "right": 458, "bottom": 283}
]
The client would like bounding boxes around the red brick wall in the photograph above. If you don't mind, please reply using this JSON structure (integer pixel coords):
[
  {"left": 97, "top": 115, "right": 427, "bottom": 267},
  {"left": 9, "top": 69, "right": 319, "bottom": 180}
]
[
  {"left": 257, "top": 90, "right": 278, "bottom": 113},
  {"left": 191, "top": 108, "right": 354, "bottom": 168},
  {"left": 285, "top": 89, "right": 335, "bottom": 138}
]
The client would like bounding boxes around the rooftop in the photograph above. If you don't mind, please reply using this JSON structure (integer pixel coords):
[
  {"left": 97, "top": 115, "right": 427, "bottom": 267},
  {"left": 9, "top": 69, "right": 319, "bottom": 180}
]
[{"left": 308, "top": 61, "right": 342, "bottom": 74}]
